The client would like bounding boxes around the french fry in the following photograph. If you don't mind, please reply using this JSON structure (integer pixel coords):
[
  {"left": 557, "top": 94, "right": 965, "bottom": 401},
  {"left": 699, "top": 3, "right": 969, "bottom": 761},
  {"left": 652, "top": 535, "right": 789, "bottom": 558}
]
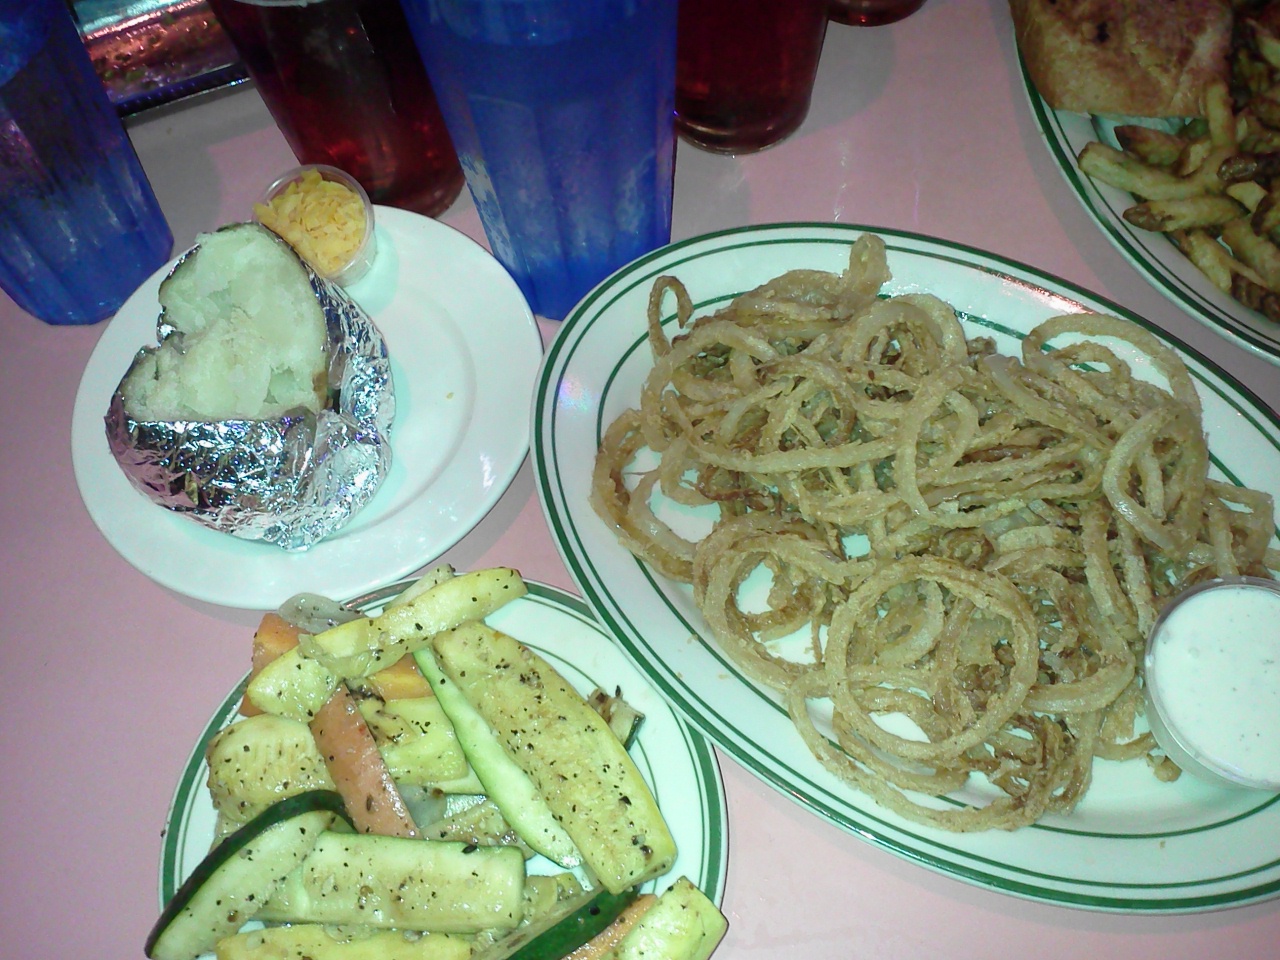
[
  {"left": 1077, "top": 142, "right": 1219, "bottom": 200},
  {"left": 1227, "top": 180, "right": 1269, "bottom": 211},
  {"left": 1218, "top": 150, "right": 1280, "bottom": 183},
  {"left": 1204, "top": 80, "right": 1238, "bottom": 150},
  {"left": 1170, "top": 228, "right": 1269, "bottom": 294},
  {"left": 1123, "top": 195, "right": 1245, "bottom": 232},
  {"left": 1174, "top": 136, "right": 1213, "bottom": 176},
  {"left": 1222, "top": 218, "right": 1280, "bottom": 289},
  {"left": 1231, "top": 272, "right": 1280, "bottom": 322},
  {"left": 1250, "top": 17, "right": 1280, "bottom": 71},
  {"left": 1114, "top": 125, "right": 1185, "bottom": 167},
  {"left": 1251, "top": 183, "right": 1280, "bottom": 239},
  {"left": 1196, "top": 144, "right": 1240, "bottom": 188}
]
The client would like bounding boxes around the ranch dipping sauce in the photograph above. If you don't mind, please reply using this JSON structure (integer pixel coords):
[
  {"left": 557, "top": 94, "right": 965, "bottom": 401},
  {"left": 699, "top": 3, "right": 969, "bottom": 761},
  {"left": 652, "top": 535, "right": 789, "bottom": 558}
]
[{"left": 1144, "top": 577, "right": 1280, "bottom": 791}]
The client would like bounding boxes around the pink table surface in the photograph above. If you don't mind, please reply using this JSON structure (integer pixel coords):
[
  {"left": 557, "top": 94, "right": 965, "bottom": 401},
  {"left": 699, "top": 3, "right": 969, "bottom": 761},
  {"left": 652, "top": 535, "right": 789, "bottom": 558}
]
[{"left": 3, "top": 4, "right": 1279, "bottom": 958}]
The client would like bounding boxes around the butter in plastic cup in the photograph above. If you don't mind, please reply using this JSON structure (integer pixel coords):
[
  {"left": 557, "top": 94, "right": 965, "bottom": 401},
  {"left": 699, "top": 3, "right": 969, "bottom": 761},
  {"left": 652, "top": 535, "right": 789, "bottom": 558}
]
[
  {"left": 1143, "top": 576, "right": 1280, "bottom": 791},
  {"left": 254, "top": 164, "right": 376, "bottom": 287}
]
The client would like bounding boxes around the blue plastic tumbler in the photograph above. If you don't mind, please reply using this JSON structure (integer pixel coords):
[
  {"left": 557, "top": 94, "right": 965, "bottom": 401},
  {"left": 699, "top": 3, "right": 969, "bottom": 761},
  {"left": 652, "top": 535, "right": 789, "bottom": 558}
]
[
  {"left": 400, "top": 0, "right": 679, "bottom": 320},
  {"left": 0, "top": 0, "right": 173, "bottom": 326}
]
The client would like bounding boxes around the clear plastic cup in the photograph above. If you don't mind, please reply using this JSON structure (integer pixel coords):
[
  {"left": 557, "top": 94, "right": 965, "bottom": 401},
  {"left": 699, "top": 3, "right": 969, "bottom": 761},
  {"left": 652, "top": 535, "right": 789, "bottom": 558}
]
[
  {"left": 0, "top": 0, "right": 172, "bottom": 325},
  {"left": 400, "top": 0, "right": 679, "bottom": 321},
  {"left": 255, "top": 164, "right": 377, "bottom": 287},
  {"left": 1144, "top": 576, "right": 1280, "bottom": 791}
]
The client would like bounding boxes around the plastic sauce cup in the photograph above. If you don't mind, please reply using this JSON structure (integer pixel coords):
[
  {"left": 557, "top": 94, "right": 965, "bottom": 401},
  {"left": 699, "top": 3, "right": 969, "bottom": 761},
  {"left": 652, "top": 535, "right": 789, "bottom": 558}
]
[
  {"left": 255, "top": 164, "right": 377, "bottom": 287},
  {"left": 1144, "top": 576, "right": 1280, "bottom": 791}
]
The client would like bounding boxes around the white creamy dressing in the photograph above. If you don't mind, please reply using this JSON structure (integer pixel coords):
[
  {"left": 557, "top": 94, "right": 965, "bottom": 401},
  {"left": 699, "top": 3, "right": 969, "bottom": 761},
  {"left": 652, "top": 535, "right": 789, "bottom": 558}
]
[{"left": 1147, "top": 583, "right": 1280, "bottom": 787}]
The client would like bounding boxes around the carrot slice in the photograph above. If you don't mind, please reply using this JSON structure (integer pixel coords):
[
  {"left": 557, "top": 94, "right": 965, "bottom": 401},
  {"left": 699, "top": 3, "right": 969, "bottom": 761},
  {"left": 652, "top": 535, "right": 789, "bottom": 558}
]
[
  {"left": 239, "top": 613, "right": 303, "bottom": 717},
  {"left": 309, "top": 684, "right": 420, "bottom": 838},
  {"left": 360, "top": 654, "right": 434, "bottom": 701},
  {"left": 242, "top": 613, "right": 432, "bottom": 715}
]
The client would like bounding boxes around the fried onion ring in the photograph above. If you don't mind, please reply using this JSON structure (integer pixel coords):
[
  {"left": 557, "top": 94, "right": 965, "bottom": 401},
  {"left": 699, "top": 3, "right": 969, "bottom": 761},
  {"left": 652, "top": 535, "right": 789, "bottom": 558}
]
[{"left": 591, "top": 233, "right": 1278, "bottom": 831}]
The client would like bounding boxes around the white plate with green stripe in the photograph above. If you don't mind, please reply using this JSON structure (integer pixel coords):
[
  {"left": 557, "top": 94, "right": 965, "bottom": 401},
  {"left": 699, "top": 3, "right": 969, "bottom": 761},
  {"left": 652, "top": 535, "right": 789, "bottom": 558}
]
[
  {"left": 158, "top": 580, "right": 729, "bottom": 929},
  {"left": 532, "top": 222, "right": 1280, "bottom": 912},
  {"left": 1019, "top": 63, "right": 1280, "bottom": 367}
]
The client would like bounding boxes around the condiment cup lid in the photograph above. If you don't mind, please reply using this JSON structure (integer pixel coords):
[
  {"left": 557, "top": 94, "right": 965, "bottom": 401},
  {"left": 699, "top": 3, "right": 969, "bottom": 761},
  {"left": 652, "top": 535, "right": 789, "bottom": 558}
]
[
  {"left": 255, "top": 164, "right": 377, "bottom": 287},
  {"left": 1143, "top": 576, "right": 1280, "bottom": 791}
]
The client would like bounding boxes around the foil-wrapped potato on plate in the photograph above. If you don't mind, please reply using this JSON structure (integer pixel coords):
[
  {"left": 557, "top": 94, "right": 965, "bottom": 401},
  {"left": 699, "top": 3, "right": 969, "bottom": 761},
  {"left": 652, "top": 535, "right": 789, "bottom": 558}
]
[{"left": 104, "top": 222, "right": 395, "bottom": 550}]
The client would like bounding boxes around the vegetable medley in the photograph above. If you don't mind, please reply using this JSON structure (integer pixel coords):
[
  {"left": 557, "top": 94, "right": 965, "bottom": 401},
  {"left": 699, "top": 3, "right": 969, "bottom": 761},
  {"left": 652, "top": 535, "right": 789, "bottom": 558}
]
[{"left": 147, "top": 566, "right": 728, "bottom": 960}]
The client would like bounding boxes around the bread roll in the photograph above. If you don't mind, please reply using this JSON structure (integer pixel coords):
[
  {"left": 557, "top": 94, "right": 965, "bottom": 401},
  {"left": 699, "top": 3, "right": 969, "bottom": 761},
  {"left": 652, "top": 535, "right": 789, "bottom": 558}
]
[
  {"left": 1010, "top": 0, "right": 1232, "bottom": 118},
  {"left": 121, "top": 223, "right": 329, "bottom": 422}
]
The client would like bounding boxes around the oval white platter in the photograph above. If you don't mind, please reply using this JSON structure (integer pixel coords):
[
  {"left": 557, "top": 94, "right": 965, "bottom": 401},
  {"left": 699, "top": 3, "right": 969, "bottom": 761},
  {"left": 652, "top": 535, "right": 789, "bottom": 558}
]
[{"left": 533, "top": 222, "right": 1280, "bottom": 912}]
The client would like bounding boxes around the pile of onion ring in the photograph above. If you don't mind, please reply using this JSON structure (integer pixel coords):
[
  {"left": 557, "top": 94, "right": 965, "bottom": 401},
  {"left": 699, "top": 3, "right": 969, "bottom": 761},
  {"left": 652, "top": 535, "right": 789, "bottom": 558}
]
[{"left": 591, "top": 234, "right": 1279, "bottom": 832}]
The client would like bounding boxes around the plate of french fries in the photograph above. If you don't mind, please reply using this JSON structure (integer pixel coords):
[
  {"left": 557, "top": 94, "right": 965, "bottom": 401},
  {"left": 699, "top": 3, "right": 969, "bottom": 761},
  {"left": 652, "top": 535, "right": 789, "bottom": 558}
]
[{"left": 1021, "top": 34, "right": 1280, "bottom": 366}]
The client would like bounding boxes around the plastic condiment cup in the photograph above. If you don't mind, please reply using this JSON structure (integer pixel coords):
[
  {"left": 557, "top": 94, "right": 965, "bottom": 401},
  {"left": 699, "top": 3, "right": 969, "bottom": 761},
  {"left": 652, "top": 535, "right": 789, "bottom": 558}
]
[
  {"left": 255, "top": 164, "right": 377, "bottom": 287},
  {"left": 1143, "top": 576, "right": 1280, "bottom": 791}
]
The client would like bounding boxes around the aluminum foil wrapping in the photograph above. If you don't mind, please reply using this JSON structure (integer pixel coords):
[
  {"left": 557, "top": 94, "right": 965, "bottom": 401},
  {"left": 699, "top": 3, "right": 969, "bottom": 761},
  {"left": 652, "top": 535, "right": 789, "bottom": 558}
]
[{"left": 104, "top": 243, "right": 395, "bottom": 551}]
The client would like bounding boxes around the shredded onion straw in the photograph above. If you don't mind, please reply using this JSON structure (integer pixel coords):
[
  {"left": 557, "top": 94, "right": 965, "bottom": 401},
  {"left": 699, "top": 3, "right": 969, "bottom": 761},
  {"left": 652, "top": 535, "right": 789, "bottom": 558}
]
[{"left": 591, "top": 235, "right": 1279, "bottom": 831}]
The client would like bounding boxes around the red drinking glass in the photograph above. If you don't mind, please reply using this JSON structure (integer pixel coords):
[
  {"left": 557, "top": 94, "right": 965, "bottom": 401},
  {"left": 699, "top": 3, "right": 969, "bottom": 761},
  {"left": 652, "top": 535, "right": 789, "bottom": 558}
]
[
  {"left": 675, "top": 0, "right": 829, "bottom": 154},
  {"left": 206, "top": 0, "right": 464, "bottom": 218},
  {"left": 829, "top": 0, "right": 926, "bottom": 27}
]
